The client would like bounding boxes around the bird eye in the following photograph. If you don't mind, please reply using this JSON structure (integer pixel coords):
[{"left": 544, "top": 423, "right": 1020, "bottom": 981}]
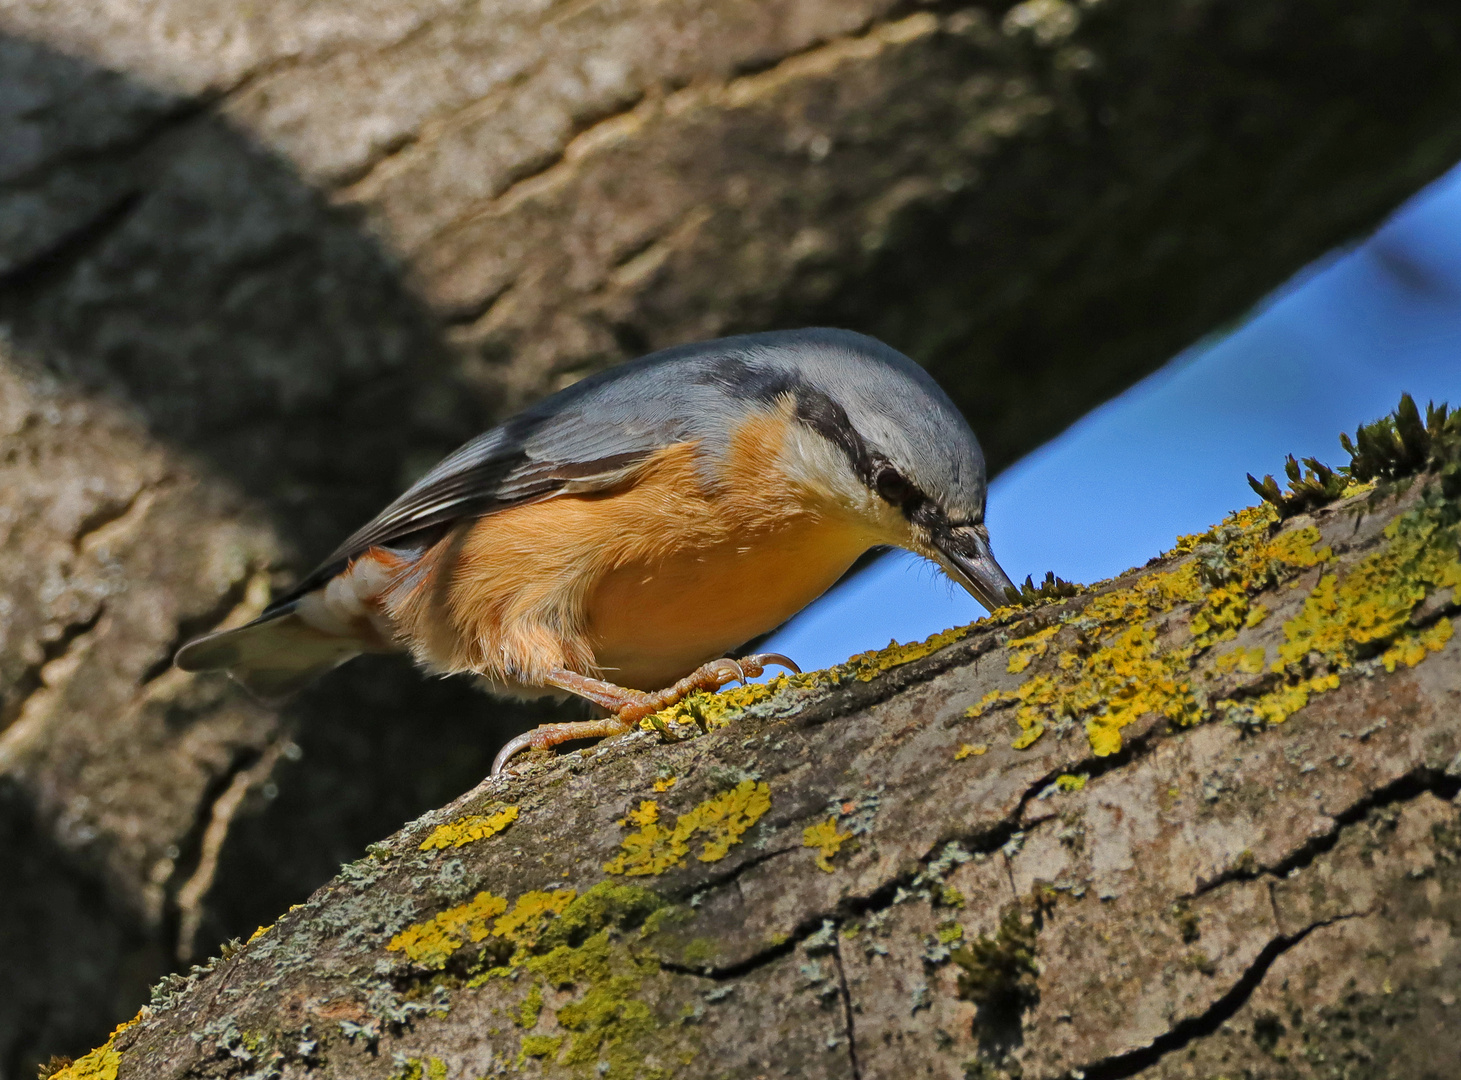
[{"left": 875, "top": 467, "right": 911, "bottom": 504}]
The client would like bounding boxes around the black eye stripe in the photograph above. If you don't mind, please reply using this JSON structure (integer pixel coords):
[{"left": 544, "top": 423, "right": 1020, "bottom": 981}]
[{"left": 777, "top": 383, "right": 947, "bottom": 526}]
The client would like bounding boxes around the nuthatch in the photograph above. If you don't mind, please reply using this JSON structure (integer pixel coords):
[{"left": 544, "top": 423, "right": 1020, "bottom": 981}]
[{"left": 177, "top": 328, "right": 1016, "bottom": 773}]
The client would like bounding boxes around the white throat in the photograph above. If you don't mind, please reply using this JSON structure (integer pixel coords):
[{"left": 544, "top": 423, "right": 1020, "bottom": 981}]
[{"left": 776, "top": 422, "right": 920, "bottom": 550}]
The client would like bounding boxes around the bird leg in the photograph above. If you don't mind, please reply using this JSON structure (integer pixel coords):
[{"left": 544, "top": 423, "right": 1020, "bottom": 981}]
[{"left": 490, "top": 653, "right": 800, "bottom": 774}]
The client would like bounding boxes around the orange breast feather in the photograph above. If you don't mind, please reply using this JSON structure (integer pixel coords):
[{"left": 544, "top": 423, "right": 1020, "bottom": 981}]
[{"left": 391, "top": 406, "right": 878, "bottom": 690}]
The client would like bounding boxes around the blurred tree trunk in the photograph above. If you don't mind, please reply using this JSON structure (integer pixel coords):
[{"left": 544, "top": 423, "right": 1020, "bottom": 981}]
[
  {"left": 5, "top": 0, "right": 1461, "bottom": 1071},
  {"left": 78, "top": 481, "right": 1461, "bottom": 1080}
]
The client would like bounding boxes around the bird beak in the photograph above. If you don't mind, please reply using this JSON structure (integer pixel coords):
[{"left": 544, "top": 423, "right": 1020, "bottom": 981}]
[{"left": 934, "top": 524, "right": 1017, "bottom": 614}]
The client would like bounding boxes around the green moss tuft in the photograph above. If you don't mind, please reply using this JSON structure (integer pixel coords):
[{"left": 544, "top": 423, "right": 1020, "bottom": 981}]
[
  {"left": 1169, "top": 900, "right": 1201, "bottom": 944},
  {"left": 1251, "top": 393, "right": 1461, "bottom": 517},
  {"left": 1002, "top": 570, "right": 1082, "bottom": 607},
  {"left": 1343, "top": 394, "right": 1461, "bottom": 491},
  {"left": 950, "top": 906, "right": 1041, "bottom": 1022},
  {"left": 524, "top": 930, "right": 665, "bottom": 1076},
  {"left": 409, "top": 881, "right": 690, "bottom": 1078},
  {"left": 1248, "top": 455, "right": 1353, "bottom": 518}
]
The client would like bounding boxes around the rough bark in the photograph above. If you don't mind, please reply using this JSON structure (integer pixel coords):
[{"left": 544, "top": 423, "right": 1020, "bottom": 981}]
[
  {"left": 64, "top": 478, "right": 1461, "bottom": 1080},
  {"left": 7, "top": 0, "right": 1461, "bottom": 1071}
]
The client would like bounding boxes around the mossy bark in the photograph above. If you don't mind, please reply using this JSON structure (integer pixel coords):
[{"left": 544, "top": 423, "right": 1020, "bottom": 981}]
[
  {"left": 78, "top": 481, "right": 1461, "bottom": 1080},
  {"left": 8, "top": 0, "right": 1461, "bottom": 1070}
]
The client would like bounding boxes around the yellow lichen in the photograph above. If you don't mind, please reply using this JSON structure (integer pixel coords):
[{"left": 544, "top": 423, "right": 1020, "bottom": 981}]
[
  {"left": 619, "top": 801, "right": 660, "bottom": 828},
  {"left": 639, "top": 675, "right": 798, "bottom": 734},
  {"left": 419, "top": 805, "right": 519, "bottom": 851},
  {"left": 969, "top": 504, "right": 1354, "bottom": 754},
  {"left": 1265, "top": 526, "right": 1333, "bottom": 570},
  {"left": 495, "top": 889, "right": 580, "bottom": 949},
  {"left": 803, "top": 817, "right": 853, "bottom": 872},
  {"left": 516, "top": 984, "right": 545, "bottom": 1028},
  {"left": 633, "top": 621, "right": 982, "bottom": 738},
  {"left": 845, "top": 625, "right": 971, "bottom": 681},
  {"left": 49, "top": 1015, "right": 140, "bottom": 1080},
  {"left": 1006, "top": 624, "right": 1060, "bottom": 673},
  {"left": 1279, "top": 514, "right": 1461, "bottom": 668},
  {"left": 1214, "top": 646, "right": 1266, "bottom": 675},
  {"left": 392, "top": 1059, "right": 449, "bottom": 1080},
  {"left": 980, "top": 491, "right": 1461, "bottom": 747},
  {"left": 518, "top": 1034, "right": 564, "bottom": 1062},
  {"left": 387, "top": 891, "right": 510, "bottom": 968},
  {"left": 1252, "top": 507, "right": 1461, "bottom": 721},
  {"left": 1012, "top": 716, "right": 1046, "bottom": 750},
  {"left": 652, "top": 775, "right": 678, "bottom": 792},
  {"left": 1054, "top": 774, "right": 1086, "bottom": 792},
  {"left": 603, "top": 779, "right": 772, "bottom": 876},
  {"left": 1382, "top": 618, "right": 1453, "bottom": 671},
  {"left": 954, "top": 742, "right": 988, "bottom": 760},
  {"left": 50, "top": 1045, "right": 119, "bottom": 1080},
  {"left": 1249, "top": 673, "right": 1340, "bottom": 725},
  {"left": 966, "top": 692, "right": 1002, "bottom": 718}
]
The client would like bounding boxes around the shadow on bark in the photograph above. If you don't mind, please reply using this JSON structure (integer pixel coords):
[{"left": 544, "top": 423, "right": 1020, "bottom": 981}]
[{"left": 0, "top": 36, "right": 533, "bottom": 1071}]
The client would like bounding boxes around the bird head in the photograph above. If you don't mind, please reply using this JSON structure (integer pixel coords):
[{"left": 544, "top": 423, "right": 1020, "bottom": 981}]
[{"left": 740, "top": 329, "right": 1018, "bottom": 613}]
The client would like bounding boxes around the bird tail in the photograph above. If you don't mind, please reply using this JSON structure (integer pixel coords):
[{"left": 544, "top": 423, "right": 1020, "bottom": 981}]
[{"left": 174, "top": 606, "right": 364, "bottom": 704}]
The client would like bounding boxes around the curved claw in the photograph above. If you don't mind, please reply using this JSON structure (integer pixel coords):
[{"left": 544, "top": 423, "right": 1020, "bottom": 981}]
[
  {"left": 492, "top": 732, "right": 537, "bottom": 776},
  {"left": 726, "top": 658, "right": 749, "bottom": 687},
  {"left": 746, "top": 652, "right": 801, "bottom": 676}
]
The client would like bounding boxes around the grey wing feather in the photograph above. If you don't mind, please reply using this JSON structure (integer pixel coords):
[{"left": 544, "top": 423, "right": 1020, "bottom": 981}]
[
  {"left": 263, "top": 330, "right": 835, "bottom": 613},
  {"left": 268, "top": 414, "right": 684, "bottom": 612}
]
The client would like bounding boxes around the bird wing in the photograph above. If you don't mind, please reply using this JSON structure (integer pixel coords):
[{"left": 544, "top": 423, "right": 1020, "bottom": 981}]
[{"left": 271, "top": 412, "right": 685, "bottom": 612}]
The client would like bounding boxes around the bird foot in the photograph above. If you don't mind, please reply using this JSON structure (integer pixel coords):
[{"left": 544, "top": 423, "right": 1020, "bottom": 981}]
[{"left": 490, "top": 652, "right": 800, "bottom": 775}]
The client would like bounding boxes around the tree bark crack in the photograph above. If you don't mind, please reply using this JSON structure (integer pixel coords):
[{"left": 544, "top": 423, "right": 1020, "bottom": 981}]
[
  {"left": 0, "top": 605, "right": 104, "bottom": 738},
  {"left": 0, "top": 190, "right": 144, "bottom": 296},
  {"left": 170, "top": 740, "right": 288, "bottom": 962},
  {"left": 70, "top": 481, "right": 162, "bottom": 554},
  {"left": 1185, "top": 765, "right": 1461, "bottom": 900},
  {"left": 408, "top": 5, "right": 952, "bottom": 261},
  {"left": 671, "top": 843, "right": 800, "bottom": 904},
  {"left": 215, "top": 6, "right": 467, "bottom": 121},
  {"left": 0, "top": 99, "right": 204, "bottom": 195},
  {"left": 831, "top": 934, "right": 862, "bottom": 1080},
  {"left": 1076, "top": 911, "right": 1365, "bottom": 1080},
  {"left": 330, "top": 65, "right": 550, "bottom": 196},
  {"left": 139, "top": 569, "right": 266, "bottom": 686},
  {"left": 664, "top": 733, "right": 1144, "bottom": 982}
]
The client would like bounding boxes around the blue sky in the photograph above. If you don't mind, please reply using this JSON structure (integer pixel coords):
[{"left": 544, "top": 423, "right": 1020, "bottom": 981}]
[{"left": 763, "top": 163, "right": 1461, "bottom": 672}]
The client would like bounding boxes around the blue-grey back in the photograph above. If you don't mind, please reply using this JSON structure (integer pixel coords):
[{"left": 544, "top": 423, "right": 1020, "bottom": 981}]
[{"left": 273, "top": 328, "right": 985, "bottom": 612}]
